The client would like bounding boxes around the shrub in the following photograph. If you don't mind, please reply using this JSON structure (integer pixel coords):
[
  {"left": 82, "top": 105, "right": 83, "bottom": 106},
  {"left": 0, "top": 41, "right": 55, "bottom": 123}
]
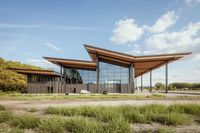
[
  {"left": 11, "top": 115, "right": 41, "bottom": 129},
  {"left": 0, "top": 111, "right": 13, "bottom": 123},
  {"left": 0, "top": 104, "right": 6, "bottom": 111},
  {"left": 39, "top": 116, "right": 65, "bottom": 133}
]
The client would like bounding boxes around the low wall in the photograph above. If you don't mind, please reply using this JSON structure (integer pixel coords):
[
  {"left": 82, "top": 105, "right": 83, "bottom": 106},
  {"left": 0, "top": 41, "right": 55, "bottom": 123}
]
[{"left": 27, "top": 82, "right": 134, "bottom": 94}]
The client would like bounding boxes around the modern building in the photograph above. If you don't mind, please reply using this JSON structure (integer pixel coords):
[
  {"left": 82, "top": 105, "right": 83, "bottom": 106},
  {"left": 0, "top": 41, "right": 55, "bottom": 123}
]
[{"left": 11, "top": 44, "right": 191, "bottom": 94}]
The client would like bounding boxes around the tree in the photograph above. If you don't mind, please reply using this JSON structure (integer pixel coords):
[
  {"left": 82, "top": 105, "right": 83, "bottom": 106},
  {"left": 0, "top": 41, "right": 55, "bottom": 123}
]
[
  {"left": 155, "top": 82, "right": 165, "bottom": 90},
  {"left": 0, "top": 57, "right": 42, "bottom": 92}
]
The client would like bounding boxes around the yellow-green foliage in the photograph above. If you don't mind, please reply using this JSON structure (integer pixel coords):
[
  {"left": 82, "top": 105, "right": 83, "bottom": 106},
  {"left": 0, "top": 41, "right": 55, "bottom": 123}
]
[{"left": 0, "top": 57, "right": 42, "bottom": 92}]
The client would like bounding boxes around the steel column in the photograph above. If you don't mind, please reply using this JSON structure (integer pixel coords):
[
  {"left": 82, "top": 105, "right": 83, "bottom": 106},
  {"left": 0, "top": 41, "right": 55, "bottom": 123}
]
[
  {"left": 60, "top": 65, "right": 63, "bottom": 93},
  {"left": 150, "top": 70, "right": 152, "bottom": 93},
  {"left": 141, "top": 75, "right": 143, "bottom": 92},
  {"left": 165, "top": 62, "right": 168, "bottom": 93},
  {"left": 96, "top": 55, "right": 99, "bottom": 93},
  {"left": 129, "top": 64, "right": 135, "bottom": 93}
]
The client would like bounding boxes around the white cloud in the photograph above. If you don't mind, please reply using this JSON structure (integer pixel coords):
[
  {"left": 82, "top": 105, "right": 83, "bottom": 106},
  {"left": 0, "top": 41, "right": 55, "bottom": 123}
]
[
  {"left": 44, "top": 43, "right": 62, "bottom": 52},
  {"left": 54, "top": 25, "right": 102, "bottom": 31},
  {"left": 185, "top": 0, "right": 200, "bottom": 6},
  {"left": 145, "top": 22, "right": 200, "bottom": 59},
  {"left": 0, "top": 23, "right": 45, "bottom": 28},
  {"left": 110, "top": 19, "right": 143, "bottom": 44},
  {"left": 26, "top": 58, "right": 58, "bottom": 71},
  {"left": 144, "top": 11, "right": 179, "bottom": 33}
]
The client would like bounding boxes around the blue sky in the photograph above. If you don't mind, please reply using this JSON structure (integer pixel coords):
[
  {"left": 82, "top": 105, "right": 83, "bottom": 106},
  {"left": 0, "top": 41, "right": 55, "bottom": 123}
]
[{"left": 0, "top": 0, "right": 200, "bottom": 85}]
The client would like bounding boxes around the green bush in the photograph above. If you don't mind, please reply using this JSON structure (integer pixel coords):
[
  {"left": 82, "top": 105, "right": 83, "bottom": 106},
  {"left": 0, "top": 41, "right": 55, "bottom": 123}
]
[
  {"left": 11, "top": 115, "right": 41, "bottom": 129},
  {"left": 0, "top": 111, "right": 13, "bottom": 123},
  {"left": 39, "top": 116, "right": 65, "bottom": 133}
]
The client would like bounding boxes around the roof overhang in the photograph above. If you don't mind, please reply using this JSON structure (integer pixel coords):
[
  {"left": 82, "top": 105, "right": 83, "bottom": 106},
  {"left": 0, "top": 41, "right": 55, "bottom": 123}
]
[
  {"left": 8, "top": 68, "right": 61, "bottom": 76},
  {"left": 43, "top": 57, "right": 96, "bottom": 70},
  {"left": 84, "top": 44, "right": 191, "bottom": 77}
]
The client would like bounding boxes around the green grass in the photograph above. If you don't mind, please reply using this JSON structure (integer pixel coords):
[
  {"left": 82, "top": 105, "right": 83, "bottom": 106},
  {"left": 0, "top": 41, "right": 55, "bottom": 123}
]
[
  {"left": 0, "top": 104, "right": 199, "bottom": 132},
  {"left": 0, "top": 111, "right": 13, "bottom": 123},
  {"left": 0, "top": 104, "right": 6, "bottom": 111},
  {"left": 9, "top": 127, "right": 25, "bottom": 133},
  {"left": 27, "top": 108, "right": 38, "bottom": 113},
  {"left": 39, "top": 116, "right": 66, "bottom": 133},
  {"left": 46, "top": 104, "right": 198, "bottom": 126},
  {"left": 11, "top": 115, "right": 41, "bottom": 129}
]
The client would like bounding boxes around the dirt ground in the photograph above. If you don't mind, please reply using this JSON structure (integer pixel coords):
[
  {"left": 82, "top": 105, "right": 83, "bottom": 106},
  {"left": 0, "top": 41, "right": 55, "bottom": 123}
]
[{"left": 0, "top": 93, "right": 200, "bottom": 132}]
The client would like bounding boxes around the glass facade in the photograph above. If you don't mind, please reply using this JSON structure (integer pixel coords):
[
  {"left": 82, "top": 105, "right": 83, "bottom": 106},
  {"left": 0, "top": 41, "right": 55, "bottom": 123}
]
[
  {"left": 99, "top": 62, "right": 129, "bottom": 84},
  {"left": 64, "top": 68, "right": 96, "bottom": 84}
]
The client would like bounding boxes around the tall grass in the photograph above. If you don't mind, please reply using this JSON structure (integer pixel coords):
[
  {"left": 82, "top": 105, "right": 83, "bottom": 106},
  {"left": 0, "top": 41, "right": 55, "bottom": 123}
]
[
  {"left": 0, "top": 104, "right": 6, "bottom": 111},
  {"left": 0, "top": 111, "right": 13, "bottom": 123},
  {"left": 46, "top": 104, "right": 198, "bottom": 126},
  {"left": 11, "top": 115, "right": 41, "bottom": 129},
  {"left": 39, "top": 116, "right": 66, "bottom": 133}
]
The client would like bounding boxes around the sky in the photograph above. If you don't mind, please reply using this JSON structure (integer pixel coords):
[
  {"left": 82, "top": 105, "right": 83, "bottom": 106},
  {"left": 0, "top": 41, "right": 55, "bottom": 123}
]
[{"left": 0, "top": 0, "right": 200, "bottom": 86}]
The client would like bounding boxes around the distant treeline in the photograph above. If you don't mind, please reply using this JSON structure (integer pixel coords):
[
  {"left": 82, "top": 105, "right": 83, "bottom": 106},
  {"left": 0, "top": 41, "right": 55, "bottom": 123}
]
[
  {"left": 0, "top": 57, "right": 42, "bottom": 92},
  {"left": 171, "top": 82, "right": 200, "bottom": 90},
  {"left": 153, "top": 82, "right": 200, "bottom": 90}
]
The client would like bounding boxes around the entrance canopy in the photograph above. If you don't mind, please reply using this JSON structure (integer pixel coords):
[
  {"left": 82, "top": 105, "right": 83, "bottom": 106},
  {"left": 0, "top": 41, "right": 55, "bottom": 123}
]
[
  {"left": 84, "top": 44, "right": 191, "bottom": 77},
  {"left": 42, "top": 44, "right": 191, "bottom": 78}
]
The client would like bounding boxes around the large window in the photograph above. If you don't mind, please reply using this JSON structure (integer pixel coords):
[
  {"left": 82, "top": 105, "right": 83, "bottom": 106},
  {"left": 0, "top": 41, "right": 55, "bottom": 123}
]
[
  {"left": 64, "top": 68, "right": 96, "bottom": 84},
  {"left": 99, "top": 62, "right": 129, "bottom": 84}
]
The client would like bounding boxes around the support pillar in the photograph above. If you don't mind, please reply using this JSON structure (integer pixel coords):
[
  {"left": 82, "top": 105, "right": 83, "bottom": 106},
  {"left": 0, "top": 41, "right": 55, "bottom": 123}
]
[
  {"left": 60, "top": 65, "right": 63, "bottom": 93},
  {"left": 141, "top": 75, "right": 143, "bottom": 92},
  {"left": 150, "top": 70, "right": 152, "bottom": 93},
  {"left": 96, "top": 55, "right": 99, "bottom": 93},
  {"left": 129, "top": 64, "right": 135, "bottom": 93},
  {"left": 165, "top": 62, "right": 168, "bottom": 93}
]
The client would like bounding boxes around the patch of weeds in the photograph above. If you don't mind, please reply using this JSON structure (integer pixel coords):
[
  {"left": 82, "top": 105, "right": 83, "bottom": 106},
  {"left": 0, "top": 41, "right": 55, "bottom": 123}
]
[
  {"left": 39, "top": 116, "right": 65, "bottom": 133},
  {"left": 103, "top": 116, "right": 132, "bottom": 133},
  {"left": 0, "top": 104, "right": 6, "bottom": 111},
  {"left": 151, "top": 112, "right": 192, "bottom": 126},
  {"left": 168, "top": 104, "right": 200, "bottom": 115},
  {"left": 64, "top": 116, "right": 103, "bottom": 133},
  {"left": 11, "top": 115, "right": 41, "bottom": 129},
  {"left": 156, "top": 128, "right": 173, "bottom": 133},
  {"left": 45, "top": 106, "right": 81, "bottom": 116},
  {"left": 0, "top": 111, "right": 13, "bottom": 123},
  {"left": 123, "top": 109, "right": 149, "bottom": 123},
  {"left": 9, "top": 127, "right": 25, "bottom": 133},
  {"left": 27, "top": 108, "right": 38, "bottom": 113},
  {"left": 140, "top": 104, "right": 168, "bottom": 114}
]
